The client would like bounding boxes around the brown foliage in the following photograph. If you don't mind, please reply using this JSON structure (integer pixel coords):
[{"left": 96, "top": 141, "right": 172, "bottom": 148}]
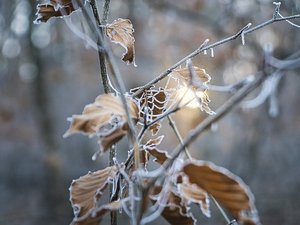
[
  {"left": 170, "top": 67, "right": 211, "bottom": 89},
  {"left": 142, "top": 136, "right": 171, "bottom": 165},
  {"left": 35, "top": 0, "right": 81, "bottom": 23},
  {"left": 69, "top": 166, "right": 118, "bottom": 218},
  {"left": 105, "top": 18, "right": 136, "bottom": 65},
  {"left": 64, "top": 94, "right": 138, "bottom": 154},
  {"left": 151, "top": 187, "right": 195, "bottom": 225},
  {"left": 183, "top": 160, "right": 260, "bottom": 224},
  {"left": 70, "top": 200, "right": 121, "bottom": 225},
  {"left": 177, "top": 175, "right": 210, "bottom": 217},
  {"left": 169, "top": 66, "right": 214, "bottom": 114}
]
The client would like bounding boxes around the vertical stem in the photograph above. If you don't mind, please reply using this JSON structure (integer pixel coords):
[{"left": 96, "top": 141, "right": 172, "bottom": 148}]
[
  {"left": 102, "top": 0, "right": 110, "bottom": 24},
  {"left": 89, "top": 0, "right": 111, "bottom": 94},
  {"left": 89, "top": 1, "right": 116, "bottom": 225}
]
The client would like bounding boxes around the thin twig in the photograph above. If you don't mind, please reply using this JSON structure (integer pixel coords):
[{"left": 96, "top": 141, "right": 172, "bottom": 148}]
[
  {"left": 133, "top": 14, "right": 300, "bottom": 96},
  {"left": 210, "top": 195, "right": 231, "bottom": 224},
  {"left": 207, "top": 75, "right": 255, "bottom": 93},
  {"left": 167, "top": 115, "right": 192, "bottom": 159}
]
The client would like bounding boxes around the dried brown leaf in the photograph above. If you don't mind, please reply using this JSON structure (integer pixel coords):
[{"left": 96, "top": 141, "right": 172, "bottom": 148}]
[
  {"left": 69, "top": 166, "right": 118, "bottom": 218},
  {"left": 71, "top": 200, "right": 121, "bottom": 225},
  {"left": 35, "top": 0, "right": 81, "bottom": 23},
  {"left": 183, "top": 160, "right": 260, "bottom": 225},
  {"left": 161, "top": 200, "right": 195, "bottom": 225},
  {"left": 143, "top": 136, "right": 171, "bottom": 164},
  {"left": 64, "top": 94, "right": 138, "bottom": 153},
  {"left": 171, "top": 67, "right": 210, "bottom": 89},
  {"left": 177, "top": 175, "right": 210, "bottom": 217},
  {"left": 105, "top": 18, "right": 136, "bottom": 65},
  {"left": 151, "top": 187, "right": 195, "bottom": 225},
  {"left": 170, "top": 67, "right": 214, "bottom": 114}
]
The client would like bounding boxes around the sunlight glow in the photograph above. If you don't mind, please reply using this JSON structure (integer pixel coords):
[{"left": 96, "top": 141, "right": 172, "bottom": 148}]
[{"left": 177, "top": 86, "right": 206, "bottom": 109}]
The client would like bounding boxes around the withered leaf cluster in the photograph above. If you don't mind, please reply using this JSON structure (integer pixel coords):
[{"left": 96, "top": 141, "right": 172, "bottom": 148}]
[
  {"left": 34, "top": 2, "right": 261, "bottom": 224},
  {"left": 61, "top": 68, "right": 258, "bottom": 225},
  {"left": 148, "top": 160, "right": 259, "bottom": 225}
]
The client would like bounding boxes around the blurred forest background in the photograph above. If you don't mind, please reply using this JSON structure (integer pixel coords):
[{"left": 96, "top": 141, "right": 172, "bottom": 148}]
[{"left": 0, "top": 0, "right": 300, "bottom": 225}]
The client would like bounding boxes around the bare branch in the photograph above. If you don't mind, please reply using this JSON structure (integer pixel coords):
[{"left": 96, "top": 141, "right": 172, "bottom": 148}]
[
  {"left": 207, "top": 75, "right": 255, "bottom": 93},
  {"left": 133, "top": 14, "right": 300, "bottom": 96}
]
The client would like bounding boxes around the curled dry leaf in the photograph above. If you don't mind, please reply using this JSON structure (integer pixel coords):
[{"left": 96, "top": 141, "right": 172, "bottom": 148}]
[
  {"left": 177, "top": 175, "right": 210, "bottom": 217},
  {"left": 131, "top": 87, "right": 168, "bottom": 135},
  {"left": 142, "top": 136, "right": 171, "bottom": 165},
  {"left": 105, "top": 18, "right": 136, "bottom": 65},
  {"left": 170, "top": 67, "right": 215, "bottom": 115},
  {"left": 151, "top": 187, "right": 195, "bottom": 225},
  {"left": 71, "top": 200, "right": 121, "bottom": 225},
  {"left": 170, "top": 67, "right": 210, "bottom": 90},
  {"left": 35, "top": 0, "right": 82, "bottom": 23},
  {"left": 64, "top": 94, "right": 139, "bottom": 154},
  {"left": 183, "top": 160, "right": 260, "bottom": 225},
  {"left": 69, "top": 166, "right": 118, "bottom": 218},
  {"left": 161, "top": 192, "right": 195, "bottom": 225}
]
